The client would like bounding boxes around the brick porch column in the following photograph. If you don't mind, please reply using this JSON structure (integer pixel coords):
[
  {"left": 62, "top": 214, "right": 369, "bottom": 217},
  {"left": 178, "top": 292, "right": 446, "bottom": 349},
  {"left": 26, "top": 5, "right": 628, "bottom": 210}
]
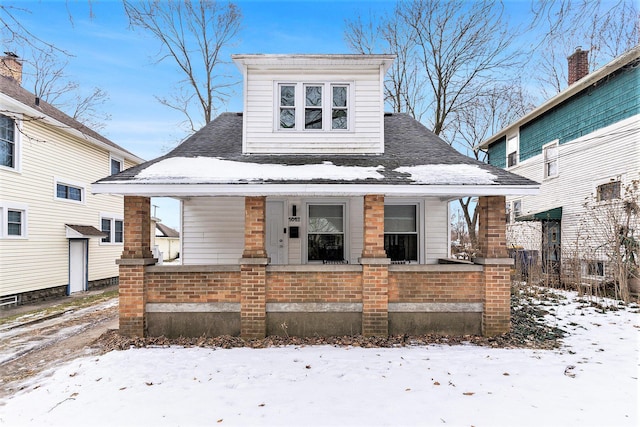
[
  {"left": 240, "top": 196, "right": 268, "bottom": 339},
  {"left": 361, "top": 194, "right": 390, "bottom": 336},
  {"left": 476, "top": 195, "right": 513, "bottom": 336},
  {"left": 117, "top": 196, "right": 156, "bottom": 337}
]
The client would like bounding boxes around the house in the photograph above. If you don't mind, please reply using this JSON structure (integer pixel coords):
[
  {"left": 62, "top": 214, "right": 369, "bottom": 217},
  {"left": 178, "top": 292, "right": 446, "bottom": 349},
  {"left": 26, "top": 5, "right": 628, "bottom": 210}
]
[
  {"left": 0, "top": 54, "right": 144, "bottom": 306},
  {"left": 478, "top": 46, "right": 640, "bottom": 283},
  {"left": 150, "top": 218, "right": 180, "bottom": 262},
  {"left": 93, "top": 54, "right": 538, "bottom": 339}
]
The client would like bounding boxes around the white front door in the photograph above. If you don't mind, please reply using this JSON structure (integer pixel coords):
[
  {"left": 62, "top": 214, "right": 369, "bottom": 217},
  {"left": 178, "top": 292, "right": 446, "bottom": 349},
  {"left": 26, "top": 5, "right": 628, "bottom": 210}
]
[
  {"left": 69, "top": 239, "right": 87, "bottom": 293},
  {"left": 266, "top": 201, "right": 286, "bottom": 264}
]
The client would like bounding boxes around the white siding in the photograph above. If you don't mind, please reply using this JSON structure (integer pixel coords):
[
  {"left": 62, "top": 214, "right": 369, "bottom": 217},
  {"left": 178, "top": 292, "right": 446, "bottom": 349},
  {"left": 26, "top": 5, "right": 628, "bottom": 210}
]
[
  {"left": 182, "top": 197, "right": 245, "bottom": 264},
  {"left": 243, "top": 68, "right": 384, "bottom": 154},
  {"left": 0, "top": 119, "right": 136, "bottom": 296},
  {"left": 424, "top": 198, "right": 450, "bottom": 263},
  {"left": 506, "top": 116, "right": 640, "bottom": 257},
  {"left": 180, "top": 196, "right": 452, "bottom": 266}
]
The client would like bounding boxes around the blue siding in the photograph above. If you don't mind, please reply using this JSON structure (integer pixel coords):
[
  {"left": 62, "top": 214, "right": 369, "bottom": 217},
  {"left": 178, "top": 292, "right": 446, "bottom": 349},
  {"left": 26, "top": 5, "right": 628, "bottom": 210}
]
[
  {"left": 487, "top": 136, "right": 506, "bottom": 168},
  {"left": 519, "top": 63, "right": 639, "bottom": 162}
]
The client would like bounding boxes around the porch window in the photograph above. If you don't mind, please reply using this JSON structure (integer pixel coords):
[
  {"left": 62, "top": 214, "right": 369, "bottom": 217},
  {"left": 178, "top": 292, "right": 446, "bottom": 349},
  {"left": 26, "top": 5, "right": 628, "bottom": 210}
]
[
  {"left": 597, "top": 181, "right": 621, "bottom": 202},
  {"left": 0, "top": 114, "right": 16, "bottom": 169},
  {"left": 307, "top": 204, "right": 344, "bottom": 261},
  {"left": 384, "top": 205, "right": 418, "bottom": 262}
]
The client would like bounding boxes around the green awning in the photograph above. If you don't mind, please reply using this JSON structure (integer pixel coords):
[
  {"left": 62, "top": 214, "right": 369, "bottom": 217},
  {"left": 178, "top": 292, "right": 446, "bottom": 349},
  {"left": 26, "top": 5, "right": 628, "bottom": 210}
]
[{"left": 516, "top": 207, "right": 562, "bottom": 221}]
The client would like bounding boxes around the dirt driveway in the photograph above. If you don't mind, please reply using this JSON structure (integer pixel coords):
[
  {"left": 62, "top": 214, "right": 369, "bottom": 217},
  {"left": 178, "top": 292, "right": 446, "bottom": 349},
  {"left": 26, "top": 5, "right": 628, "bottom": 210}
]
[{"left": 0, "top": 291, "right": 118, "bottom": 400}]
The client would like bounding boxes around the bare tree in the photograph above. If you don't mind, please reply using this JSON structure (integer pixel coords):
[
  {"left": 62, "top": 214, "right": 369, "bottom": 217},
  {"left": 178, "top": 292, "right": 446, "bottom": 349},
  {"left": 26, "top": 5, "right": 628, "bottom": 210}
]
[
  {"left": 528, "top": 0, "right": 639, "bottom": 96},
  {"left": 345, "top": 8, "right": 427, "bottom": 120},
  {"left": 345, "top": 0, "right": 525, "bottom": 247},
  {"left": 123, "top": 0, "right": 242, "bottom": 132}
]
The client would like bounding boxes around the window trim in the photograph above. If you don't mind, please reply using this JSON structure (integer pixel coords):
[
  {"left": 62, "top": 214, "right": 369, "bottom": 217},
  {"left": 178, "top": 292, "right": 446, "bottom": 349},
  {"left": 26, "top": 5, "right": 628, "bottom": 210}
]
[
  {"left": 303, "top": 200, "right": 349, "bottom": 263},
  {"left": 54, "top": 177, "right": 86, "bottom": 204},
  {"left": 274, "top": 81, "right": 353, "bottom": 132},
  {"left": 100, "top": 214, "right": 124, "bottom": 245},
  {"left": 542, "top": 140, "right": 559, "bottom": 180},
  {"left": 0, "top": 202, "right": 28, "bottom": 239},
  {"left": 0, "top": 113, "right": 21, "bottom": 173},
  {"left": 383, "top": 202, "right": 422, "bottom": 263},
  {"left": 110, "top": 154, "right": 124, "bottom": 176}
]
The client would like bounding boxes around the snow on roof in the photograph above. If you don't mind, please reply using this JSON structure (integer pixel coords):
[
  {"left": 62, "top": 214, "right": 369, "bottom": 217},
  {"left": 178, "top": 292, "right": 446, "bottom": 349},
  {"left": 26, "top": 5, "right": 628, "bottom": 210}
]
[
  {"left": 135, "top": 157, "right": 385, "bottom": 183},
  {"left": 394, "top": 164, "right": 498, "bottom": 185}
]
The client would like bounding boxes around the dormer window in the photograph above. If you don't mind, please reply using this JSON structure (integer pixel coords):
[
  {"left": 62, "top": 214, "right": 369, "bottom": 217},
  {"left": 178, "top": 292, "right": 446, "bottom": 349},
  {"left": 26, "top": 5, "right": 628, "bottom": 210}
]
[{"left": 277, "top": 82, "right": 351, "bottom": 132}]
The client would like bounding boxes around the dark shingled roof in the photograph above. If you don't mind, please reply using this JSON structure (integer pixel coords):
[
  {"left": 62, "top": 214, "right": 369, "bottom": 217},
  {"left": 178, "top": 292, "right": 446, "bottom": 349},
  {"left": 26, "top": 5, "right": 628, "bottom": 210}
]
[
  {"left": 65, "top": 224, "right": 107, "bottom": 237},
  {"left": 98, "top": 112, "right": 537, "bottom": 187},
  {"left": 156, "top": 222, "right": 180, "bottom": 238},
  {"left": 0, "top": 75, "right": 140, "bottom": 160}
]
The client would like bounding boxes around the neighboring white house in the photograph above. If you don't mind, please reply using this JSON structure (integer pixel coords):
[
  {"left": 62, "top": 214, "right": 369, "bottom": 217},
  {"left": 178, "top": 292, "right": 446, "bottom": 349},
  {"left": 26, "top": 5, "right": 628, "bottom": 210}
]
[
  {"left": 94, "top": 54, "right": 538, "bottom": 339},
  {"left": 150, "top": 218, "right": 180, "bottom": 262},
  {"left": 0, "top": 54, "right": 144, "bottom": 305},
  {"left": 478, "top": 46, "right": 640, "bottom": 281}
]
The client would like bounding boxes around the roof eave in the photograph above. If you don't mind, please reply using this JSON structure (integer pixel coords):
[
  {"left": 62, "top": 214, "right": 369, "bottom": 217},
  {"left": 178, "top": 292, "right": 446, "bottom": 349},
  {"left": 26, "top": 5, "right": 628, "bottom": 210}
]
[
  {"left": 92, "top": 182, "right": 539, "bottom": 198},
  {"left": 477, "top": 45, "right": 640, "bottom": 150}
]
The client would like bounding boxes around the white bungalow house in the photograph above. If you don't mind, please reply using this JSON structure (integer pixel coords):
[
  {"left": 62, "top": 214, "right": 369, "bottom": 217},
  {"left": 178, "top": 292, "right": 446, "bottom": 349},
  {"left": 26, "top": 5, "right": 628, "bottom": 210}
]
[
  {"left": 478, "top": 46, "right": 640, "bottom": 284},
  {"left": 94, "top": 54, "right": 538, "bottom": 339},
  {"left": 0, "top": 54, "right": 144, "bottom": 306}
]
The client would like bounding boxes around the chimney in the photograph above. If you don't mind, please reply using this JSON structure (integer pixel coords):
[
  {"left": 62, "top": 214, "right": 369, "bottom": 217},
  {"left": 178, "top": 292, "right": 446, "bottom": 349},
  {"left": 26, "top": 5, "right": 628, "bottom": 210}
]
[
  {"left": 1, "top": 52, "right": 23, "bottom": 85},
  {"left": 567, "top": 47, "right": 589, "bottom": 85}
]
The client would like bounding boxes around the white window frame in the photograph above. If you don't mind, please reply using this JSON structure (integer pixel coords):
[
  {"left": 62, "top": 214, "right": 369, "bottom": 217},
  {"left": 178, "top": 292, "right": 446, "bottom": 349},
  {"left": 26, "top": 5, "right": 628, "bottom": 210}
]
[
  {"left": 506, "top": 133, "right": 518, "bottom": 168},
  {"left": 510, "top": 199, "right": 522, "bottom": 222},
  {"left": 581, "top": 260, "right": 606, "bottom": 280},
  {"left": 0, "top": 113, "right": 22, "bottom": 173},
  {"left": 542, "top": 140, "right": 559, "bottom": 179},
  {"left": 383, "top": 202, "right": 422, "bottom": 263},
  {"left": 274, "top": 82, "right": 353, "bottom": 132},
  {"left": 100, "top": 214, "right": 124, "bottom": 245},
  {"left": 303, "top": 200, "right": 349, "bottom": 264},
  {"left": 110, "top": 154, "right": 124, "bottom": 176},
  {"left": 54, "top": 177, "right": 86, "bottom": 204},
  {"left": 0, "top": 201, "right": 28, "bottom": 239}
]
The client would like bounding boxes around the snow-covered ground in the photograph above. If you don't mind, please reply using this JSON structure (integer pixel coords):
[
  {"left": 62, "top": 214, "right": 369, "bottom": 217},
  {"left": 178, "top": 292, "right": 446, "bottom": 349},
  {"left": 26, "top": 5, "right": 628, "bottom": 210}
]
[{"left": 0, "top": 290, "right": 638, "bottom": 427}]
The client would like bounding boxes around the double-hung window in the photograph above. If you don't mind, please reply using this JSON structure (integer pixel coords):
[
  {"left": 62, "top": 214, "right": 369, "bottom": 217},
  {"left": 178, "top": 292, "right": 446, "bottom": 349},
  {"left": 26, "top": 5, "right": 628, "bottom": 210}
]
[
  {"left": 277, "top": 82, "right": 350, "bottom": 131},
  {"left": 543, "top": 142, "right": 558, "bottom": 178},
  {"left": 0, "top": 203, "right": 28, "bottom": 238},
  {"left": 307, "top": 204, "right": 344, "bottom": 262},
  {"left": 506, "top": 134, "right": 518, "bottom": 167},
  {"left": 0, "top": 114, "right": 16, "bottom": 169},
  {"left": 384, "top": 205, "right": 418, "bottom": 262},
  {"left": 101, "top": 217, "right": 124, "bottom": 244}
]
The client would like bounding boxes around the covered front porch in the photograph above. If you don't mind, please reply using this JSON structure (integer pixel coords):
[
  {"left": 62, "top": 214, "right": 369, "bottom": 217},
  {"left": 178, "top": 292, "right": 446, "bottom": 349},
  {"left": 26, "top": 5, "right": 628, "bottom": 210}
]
[{"left": 117, "top": 194, "right": 512, "bottom": 339}]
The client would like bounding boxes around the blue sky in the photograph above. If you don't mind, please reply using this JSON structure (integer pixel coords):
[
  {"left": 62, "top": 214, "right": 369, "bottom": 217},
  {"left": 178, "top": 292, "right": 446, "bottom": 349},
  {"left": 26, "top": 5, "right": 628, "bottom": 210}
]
[{"left": 8, "top": 0, "right": 535, "bottom": 228}]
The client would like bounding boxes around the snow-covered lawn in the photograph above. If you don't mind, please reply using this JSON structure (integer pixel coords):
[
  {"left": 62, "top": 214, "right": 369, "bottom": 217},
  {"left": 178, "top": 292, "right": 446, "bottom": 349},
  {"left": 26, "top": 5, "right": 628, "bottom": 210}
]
[{"left": 1, "top": 290, "right": 638, "bottom": 427}]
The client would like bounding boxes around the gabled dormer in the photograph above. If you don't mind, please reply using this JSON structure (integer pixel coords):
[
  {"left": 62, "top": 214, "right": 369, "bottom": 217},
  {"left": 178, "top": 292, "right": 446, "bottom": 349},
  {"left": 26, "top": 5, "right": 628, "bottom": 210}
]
[{"left": 232, "top": 54, "right": 395, "bottom": 155}]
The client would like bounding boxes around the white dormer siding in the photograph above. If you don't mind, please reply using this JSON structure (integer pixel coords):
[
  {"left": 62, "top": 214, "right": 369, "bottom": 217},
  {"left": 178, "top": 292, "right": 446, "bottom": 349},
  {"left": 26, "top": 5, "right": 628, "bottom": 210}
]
[{"left": 233, "top": 55, "right": 395, "bottom": 155}]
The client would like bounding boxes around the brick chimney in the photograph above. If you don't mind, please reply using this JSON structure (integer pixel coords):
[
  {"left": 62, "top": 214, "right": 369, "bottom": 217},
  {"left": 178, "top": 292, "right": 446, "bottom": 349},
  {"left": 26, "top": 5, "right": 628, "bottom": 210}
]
[
  {"left": 567, "top": 47, "right": 589, "bottom": 85},
  {"left": 0, "top": 52, "right": 23, "bottom": 84}
]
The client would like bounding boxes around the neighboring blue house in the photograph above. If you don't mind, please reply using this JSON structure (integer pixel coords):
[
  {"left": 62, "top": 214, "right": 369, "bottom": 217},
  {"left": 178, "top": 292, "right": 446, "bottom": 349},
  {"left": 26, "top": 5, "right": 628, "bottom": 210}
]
[{"left": 478, "top": 46, "right": 640, "bottom": 283}]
